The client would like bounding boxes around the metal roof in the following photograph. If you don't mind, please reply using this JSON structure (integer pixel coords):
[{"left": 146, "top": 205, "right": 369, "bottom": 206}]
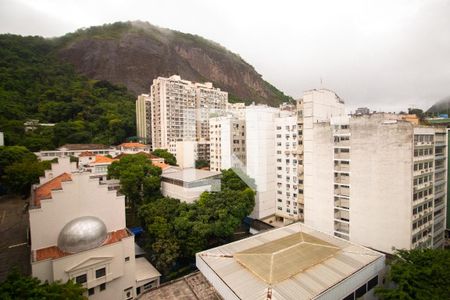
[
  {"left": 197, "top": 223, "right": 384, "bottom": 300},
  {"left": 161, "top": 168, "right": 221, "bottom": 182}
]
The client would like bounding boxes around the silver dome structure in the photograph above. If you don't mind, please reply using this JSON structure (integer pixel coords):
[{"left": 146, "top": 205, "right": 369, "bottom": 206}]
[{"left": 57, "top": 216, "right": 107, "bottom": 253}]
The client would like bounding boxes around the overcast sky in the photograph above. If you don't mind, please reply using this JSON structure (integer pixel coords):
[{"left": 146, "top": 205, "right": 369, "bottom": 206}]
[{"left": 1, "top": 0, "right": 449, "bottom": 112}]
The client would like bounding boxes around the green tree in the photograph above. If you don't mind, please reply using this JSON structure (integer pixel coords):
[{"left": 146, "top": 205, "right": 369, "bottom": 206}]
[
  {"left": 0, "top": 269, "right": 86, "bottom": 300},
  {"left": 195, "top": 159, "right": 209, "bottom": 169},
  {"left": 0, "top": 146, "right": 37, "bottom": 176},
  {"left": 2, "top": 159, "right": 50, "bottom": 196},
  {"left": 0, "top": 34, "right": 136, "bottom": 150},
  {"left": 221, "top": 169, "right": 256, "bottom": 191},
  {"left": 152, "top": 149, "right": 177, "bottom": 166},
  {"left": 376, "top": 248, "right": 450, "bottom": 300},
  {"left": 108, "top": 153, "right": 162, "bottom": 214}
]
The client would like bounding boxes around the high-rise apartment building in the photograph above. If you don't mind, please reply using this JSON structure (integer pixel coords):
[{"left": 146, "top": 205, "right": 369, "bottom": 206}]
[
  {"left": 136, "top": 94, "right": 152, "bottom": 145},
  {"left": 209, "top": 115, "right": 246, "bottom": 172},
  {"left": 195, "top": 82, "right": 228, "bottom": 141},
  {"left": 296, "top": 89, "right": 447, "bottom": 253},
  {"left": 274, "top": 111, "right": 301, "bottom": 223},
  {"left": 150, "top": 75, "right": 197, "bottom": 150},
  {"left": 245, "top": 105, "right": 279, "bottom": 219},
  {"left": 149, "top": 75, "right": 227, "bottom": 152}
]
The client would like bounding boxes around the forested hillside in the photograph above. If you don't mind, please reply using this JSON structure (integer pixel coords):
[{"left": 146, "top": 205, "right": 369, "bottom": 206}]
[{"left": 0, "top": 34, "right": 136, "bottom": 151}]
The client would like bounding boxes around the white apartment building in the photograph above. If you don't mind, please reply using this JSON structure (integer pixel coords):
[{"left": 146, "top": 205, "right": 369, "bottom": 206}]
[
  {"left": 149, "top": 75, "right": 227, "bottom": 151},
  {"left": 209, "top": 115, "right": 246, "bottom": 172},
  {"left": 194, "top": 82, "right": 228, "bottom": 141},
  {"left": 0, "top": 131, "right": 4, "bottom": 146},
  {"left": 274, "top": 111, "right": 301, "bottom": 224},
  {"left": 136, "top": 94, "right": 151, "bottom": 145},
  {"left": 297, "top": 89, "right": 447, "bottom": 253},
  {"left": 150, "top": 75, "right": 197, "bottom": 150},
  {"left": 245, "top": 105, "right": 279, "bottom": 219},
  {"left": 29, "top": 163, "right": 160, "bottom": 299}
]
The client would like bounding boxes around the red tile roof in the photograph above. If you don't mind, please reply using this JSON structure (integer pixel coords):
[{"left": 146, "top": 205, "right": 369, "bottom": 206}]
[
  {"left": 79, "top": 151, "right": 95, "bottom": 157},
  {"left": 35, "top": 229, "right": 130, "bottom": 261},
  {"left": 152, "top": 161, "right": 170, "bottom": 170},
  {"left": 93, "top": 155, "right": 116, "bottom": 164},
  {"left": 119, "top": 142, "right": 147, "bottom": 148},
  {"left": 34, "top": 173, "right": 72, "bottom": 206}
]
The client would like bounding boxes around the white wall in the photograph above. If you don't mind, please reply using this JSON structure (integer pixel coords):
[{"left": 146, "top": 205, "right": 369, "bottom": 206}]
[
  {"left": 175, "top": 141, "right": 197, "bottom": 169},
  {"left": 246, "top": 105, "right": 279, "bottom": 219},
  {"left": 30, "top": 173, "right": 126, "bottom": 250},
  {"left": 39, "top": 157, "right": 77, "bottom": 185},
  {"left": 349, "top": 116, "right": 414, "bottom": 253}
]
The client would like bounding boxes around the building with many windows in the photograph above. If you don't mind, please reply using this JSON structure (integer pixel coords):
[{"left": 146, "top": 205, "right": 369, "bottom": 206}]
[
  {"left": 149, "top": 75, "right": 227, "bottom": 151},
  {"left": 295, "top": 89, "right": 447, "bottom": 253},
  {"left": 135, "top": 94, "right": 152, "bottom": 145},
  {"left": 209, "top": 115, "right": 246, "bottom": 172},
  {"left": 274, "top": 111, "right": 301, "bottom": 224}
]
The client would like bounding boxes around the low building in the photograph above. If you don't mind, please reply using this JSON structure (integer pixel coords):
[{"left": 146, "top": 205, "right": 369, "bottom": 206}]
[
  {"left": 36, "top": 144, "right": 120, "bottom": 161},
  {"left": 118, "top": 143, "right": 151, "bottom": 154},
  {"left": 161, "top": 168, "right": 221, "bottom": 203},
  {"left": 29, "top": 167, "right": 160, "bottom": 299},
  {"left": 197, "top": 223, "right": 385, "bottom": 300}
]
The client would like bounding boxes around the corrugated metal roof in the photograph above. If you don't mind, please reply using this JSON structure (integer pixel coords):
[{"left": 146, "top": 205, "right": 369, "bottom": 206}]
[{"left": 197, "top": 223, "right": 383, "bottom": 300}]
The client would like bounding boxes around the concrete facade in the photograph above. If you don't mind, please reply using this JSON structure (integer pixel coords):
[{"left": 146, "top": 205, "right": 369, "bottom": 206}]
[
  {"left": 136, "top": 94, "right": 152, "bottom": 145},
  {"left": 245, "top": 105, "right": 279, "bottom": 219},
  {"left": 209, "top": 115, "right": 246, "bottom": 172},
  {"left": 29, "top": 171, "right": 160, "bottom": 299},
  {"left": 297, "top": 90, "right": 447, "bottom": 253},
  {"left": 149, "top": 75, "right": 227, "bottom": 150},
  {"left": 274, "top": 111, "right": 301, "bottom": 224}
]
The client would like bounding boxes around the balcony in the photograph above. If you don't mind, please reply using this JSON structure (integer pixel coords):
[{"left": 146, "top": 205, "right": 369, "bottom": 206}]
[
  {"left": 334, "top": 186, "right": 350, "bottom": 197},
  {"left": 335, "top": 209, "right": 350, "bottom": 222},
  {"left": 334, "top": 129, "right": 350, "bottom": 136},
  {"left": 334, "top": 221, "right": 350, "bottom": 234},
  {"left": 334, "top": 152, "right": 350, "bottom": 160},
  {"left": 335, "top": 197, "right": 350, "bottom": 209},
  {"left": 334, "top": 174, "right": 350, "bottom": 184},
  {"left": 334, "top": 162, "right": 350, "bottom": 172}
]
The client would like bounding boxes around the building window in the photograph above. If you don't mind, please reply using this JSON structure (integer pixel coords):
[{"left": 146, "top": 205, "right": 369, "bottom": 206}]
[
  {"left": 355, "top": 284, "right": 367, "bottom": 298},
  {"left": 75, "top": 274, "right": 87, "bottom": 284},
  {"left": 88, "top": 288, "right": 95, "bottom": 296},
  {"left": 96, "top": 267, "right": 106, "bottom": 278},
  {"left": 100, "top": 283, "right": 106, "bottom": 291},
  {"left": 125, "top": 256, "right": 130, "bottom": 262}
]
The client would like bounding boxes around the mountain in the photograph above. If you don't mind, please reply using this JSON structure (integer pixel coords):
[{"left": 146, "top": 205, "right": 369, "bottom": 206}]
[
  {"left": 0, "top": 34, "right": 136, "bottom": 150},
  {"left": 56, "top": 21, "right": 291, "bottom": 105},
  {"left": 427, "top": 96, "right": 450, "bottom": 114}
]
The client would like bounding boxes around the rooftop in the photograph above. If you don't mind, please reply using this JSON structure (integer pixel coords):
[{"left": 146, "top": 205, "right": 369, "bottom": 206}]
[
  {"left": 58, "top": 144, "right": 110, "bottom": 151},
  {"left": 93, "top": 155, "right": 116, "bottom": 164},
  {"left": 33, "top": 173, "right": 72, "bottom": 207},
  {"left": 119, "top": 142, "right": 148, "bottom": 148},
  {"left": 152, "top": 161, "right": 170, "bottom": 170},
  {"left": 79, "top": 151, "right": 95, "bottom": 157},
  {"left": 141, "top": 272, "right": 220, "bottom": 300},
  {"left": 135, "top": 257, "right": 161, "bottom": 282},
  {"left": 235, "top": 232, "right": 339, "bottom": 284},
  {"left": 161, "top": 168, "right": 221, "bottom": 183},
  {"left": 114, "top": 152, "right": 161, "bottom": 160},
  {"left": 34, "top": 229, "right": 130, "bottom": 262},
  {"left": 197, "top": 223, "right": 384, "bottom": 299}
]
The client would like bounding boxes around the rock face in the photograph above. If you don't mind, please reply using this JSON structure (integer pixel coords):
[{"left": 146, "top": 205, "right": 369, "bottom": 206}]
[{"left": 57, "top": 21, "right": 291, "bottom": 105}]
